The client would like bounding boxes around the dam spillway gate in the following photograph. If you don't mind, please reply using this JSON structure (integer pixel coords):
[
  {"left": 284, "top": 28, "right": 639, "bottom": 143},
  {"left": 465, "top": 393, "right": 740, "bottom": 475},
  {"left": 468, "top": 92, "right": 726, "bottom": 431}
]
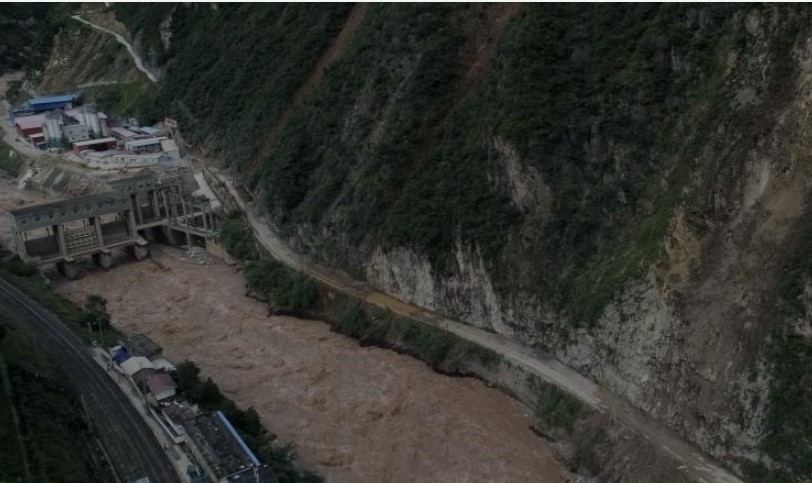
[{"left": 9, "top": 170, "right": 220, "bottom": 277}]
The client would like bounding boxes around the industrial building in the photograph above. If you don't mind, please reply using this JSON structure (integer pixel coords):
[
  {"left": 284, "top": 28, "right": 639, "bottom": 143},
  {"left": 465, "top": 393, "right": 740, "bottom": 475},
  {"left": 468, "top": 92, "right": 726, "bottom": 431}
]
[
  {"left": 25, "top": 93, "right": 79, "bottom": 112},
  {"left": 111, "top": 126, "right": 139, "bottom": 141},
  {"left": 177, "top": 411, "right": 278, "bottom": 483},
  {"left": 11, "top": 93, "right": 182, "bottom": 162},
  {"left": 125, "top": 137, "right": 164, "bottom": 154},
  {"left": 72, "top": 137, "right": 118, "bottom": 153},
  {"left": 62, "top": 123, "right": 93, "bottom": 144},
  {"left": 11, "top": 93, "right": 109, "bottom": 150},
  {"left": 14, "top": 114, "right": 46, "bottom": 144},
  {"left": 136, "top": 126, "right": 162, "bottom": 136}
]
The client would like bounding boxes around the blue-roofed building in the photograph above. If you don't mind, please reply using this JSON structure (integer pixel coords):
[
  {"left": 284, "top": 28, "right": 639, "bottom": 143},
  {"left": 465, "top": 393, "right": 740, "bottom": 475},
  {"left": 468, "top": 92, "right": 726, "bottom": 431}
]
[
  {"left": 180, "top": 411, "right": 278, "bottom": 483},
  {"left": 111, "top": 346, "right": 130, "bottom": 364},
  {"left": 26, "top": 93, "right": 79, "bottom": 113}
]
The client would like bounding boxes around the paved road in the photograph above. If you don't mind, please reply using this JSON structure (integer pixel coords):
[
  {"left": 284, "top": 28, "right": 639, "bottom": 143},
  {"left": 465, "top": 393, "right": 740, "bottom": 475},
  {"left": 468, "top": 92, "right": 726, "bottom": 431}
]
[
  {"left": 0, "top": 276, "right": 179, "bottom": 483},
  {"left": 71, "top": 15, "right": 159, "bottom": 83},
  {"left": 210, "top": 167, "right": 743, "bottom": 483}
]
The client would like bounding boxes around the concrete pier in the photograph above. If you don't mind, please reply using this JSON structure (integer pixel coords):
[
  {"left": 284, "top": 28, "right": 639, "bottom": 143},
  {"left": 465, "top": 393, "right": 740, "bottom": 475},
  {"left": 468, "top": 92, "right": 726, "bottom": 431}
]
[
  {"left": 92, "top": 251, "right": 113, "bottom": 270},
  {"left": 57, "top": 260, "right": 80, "bottom": 280}
]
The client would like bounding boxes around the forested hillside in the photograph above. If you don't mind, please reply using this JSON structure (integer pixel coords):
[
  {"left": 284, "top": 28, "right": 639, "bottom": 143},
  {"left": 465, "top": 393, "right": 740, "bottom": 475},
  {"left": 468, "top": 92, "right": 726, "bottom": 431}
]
[
  {"left": 0, "top": 4, "right": 68, "bottom": 75},
  {"left": 81, "top": 3, "right": 812, "bottom": 481},
  {"left": 0, "top": 319, "right": 93, "bottom": 482}
]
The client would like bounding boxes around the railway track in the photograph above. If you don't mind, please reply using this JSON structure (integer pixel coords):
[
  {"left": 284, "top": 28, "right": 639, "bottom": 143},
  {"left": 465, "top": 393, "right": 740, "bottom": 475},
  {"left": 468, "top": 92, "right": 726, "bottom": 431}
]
[{"left": 0, "top": 276, "right": 179, "bottom": 483}]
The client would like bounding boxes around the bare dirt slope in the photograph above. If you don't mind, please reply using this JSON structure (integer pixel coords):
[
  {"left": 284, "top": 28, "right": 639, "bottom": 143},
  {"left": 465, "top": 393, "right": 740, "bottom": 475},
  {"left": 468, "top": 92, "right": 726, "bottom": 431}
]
[
  {"left": 56, "top": 246, "right": 564, "bottom": 483},
  {"left": 0, "top": 177, "right": 49, "bottom": 250},
  {"left": 246, "top": 3, "right": 369, "bottom": 176}
]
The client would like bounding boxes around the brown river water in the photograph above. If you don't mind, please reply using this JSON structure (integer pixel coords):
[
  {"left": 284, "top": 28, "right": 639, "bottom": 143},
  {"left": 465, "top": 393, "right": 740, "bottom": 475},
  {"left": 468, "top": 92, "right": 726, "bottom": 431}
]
[{"left": 52, "top": 245, "right": 563, "bottom": 483}]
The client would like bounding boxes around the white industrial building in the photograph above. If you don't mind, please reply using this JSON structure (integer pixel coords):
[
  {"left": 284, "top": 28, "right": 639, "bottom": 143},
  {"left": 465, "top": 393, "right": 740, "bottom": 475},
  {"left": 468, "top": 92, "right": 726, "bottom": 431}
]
[
  {"left": 41, "top": 105, "right": 108, "bottom": 149},
  {"left": 62, "top": 124, "right": 93, "bottom": 144},
  {"left": 124, "top": 137, "right": 165, "bottom": 154}
]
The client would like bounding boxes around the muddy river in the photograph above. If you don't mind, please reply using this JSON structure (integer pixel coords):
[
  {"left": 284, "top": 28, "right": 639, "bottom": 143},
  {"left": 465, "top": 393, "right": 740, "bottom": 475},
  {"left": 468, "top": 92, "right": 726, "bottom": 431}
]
[{"left": 51, "top": 244, "right": 564, "bottom": 483}]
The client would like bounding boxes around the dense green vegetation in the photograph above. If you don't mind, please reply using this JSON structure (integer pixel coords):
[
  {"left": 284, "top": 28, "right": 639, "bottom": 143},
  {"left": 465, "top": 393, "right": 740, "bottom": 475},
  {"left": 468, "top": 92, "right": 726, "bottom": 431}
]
[
  {"left": 0, "top": 334, "right": 26, "bottom": 481},
  {"left": 79, "top": 81, "right": 159, "bottom": 122},
  {"left": 175, "top": 360, "right": 323, "bottom": 483},
  {"left": 0, "top": 4, "right": 71, "bottom": 75},
  {"left": 0, "top": 319, "right": 92, "bottom": 482},
  {"left": 0, "top": 256, "right": 126, "bottom": 345},
  {"left": 759, "top": 215, "right": 812, "bottom": 481},
  {"left": 0, "top": 141, "right": 23, "bottom": 177},
  {"left": 103, "top": 5, "right": 812, "bottom": 480},
  {"left": 218, "top": 211, "right": 259, "bottom": 260},
  {"left": 219, "top": 211, "right": 318, "bottom": 310},
  {"left": 244, "top": 259, "right": 318, "bottom": 311},
  {"left": 529, "top": 375, "right": 582, "bottom": 432},
  {"left": 113, "top": 3, "right": 173, "bottom": 64},
  {"left": 139, "top": 4, "right": 803, "bottom": 329},
  {"left": 260, "top": 4, "right": 465, "bottom": 232},
  {"left": 124, "top": 3, "right": 353, "bottom": 157},
  {"left": 334, "top": 301, "right": 500, "bottom": 372}
]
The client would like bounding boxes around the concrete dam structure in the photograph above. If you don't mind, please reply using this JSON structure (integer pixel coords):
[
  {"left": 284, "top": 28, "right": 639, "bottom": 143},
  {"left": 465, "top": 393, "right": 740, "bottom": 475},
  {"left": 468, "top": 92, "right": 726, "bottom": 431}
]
[{"left": 10, "top": 171, "right": 219, "bottom": 278}]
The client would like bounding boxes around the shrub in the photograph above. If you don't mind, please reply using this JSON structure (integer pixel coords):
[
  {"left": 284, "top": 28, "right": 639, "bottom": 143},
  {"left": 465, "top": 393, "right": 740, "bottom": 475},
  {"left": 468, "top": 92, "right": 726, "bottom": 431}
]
[
  {"left": 531, "top": 377, "right": 582, "bottom": 432},
  {"left": 244, "top": 258, "right": 317, "bottom": 310},
  {"left": 335, "top": 302, "right": 370, "bottom": 339},
  {"left": 0, "top": 142, "right": 23, "bottom": 177},
  {"left": 400, "top": 319, "right": 453, "bottom": 367},
  {"left": 218, "top": 211, "right": 258, "bottom": 260}
]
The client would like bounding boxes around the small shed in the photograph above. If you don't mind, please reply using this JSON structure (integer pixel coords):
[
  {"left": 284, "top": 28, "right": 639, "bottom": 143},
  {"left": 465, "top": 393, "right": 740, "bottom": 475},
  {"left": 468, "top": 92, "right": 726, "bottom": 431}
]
[
  {"left": 111, "top": 346, "right": 130, "bottom": 364},
  {"left": 110, "top": 126, "right": 139, "bottom": 140},
  {"left": 127, "top": 334, "right": 162, "bottom": 358},
  {"left": 120, "top": 356, "right": 156, "bottom": 381},
  {"left": 147, "top": 372, "right": 177, "bottom": 401}
]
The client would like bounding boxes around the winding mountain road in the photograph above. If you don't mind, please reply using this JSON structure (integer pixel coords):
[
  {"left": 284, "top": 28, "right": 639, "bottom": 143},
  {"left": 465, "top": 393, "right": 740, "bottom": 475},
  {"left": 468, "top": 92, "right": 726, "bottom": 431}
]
[
  {"left": 71, "top": 15, "right": 159, "bottom": 83},
  {"left": 210, "top": 168, "right": 743, "bottom": 483}
]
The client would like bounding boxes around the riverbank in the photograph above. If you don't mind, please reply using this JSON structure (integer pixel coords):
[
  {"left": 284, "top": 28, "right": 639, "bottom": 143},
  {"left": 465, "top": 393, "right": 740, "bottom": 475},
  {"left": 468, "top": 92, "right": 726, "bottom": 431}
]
[{"left": 55, "top": 246, "right": 565, "bottom": 483}]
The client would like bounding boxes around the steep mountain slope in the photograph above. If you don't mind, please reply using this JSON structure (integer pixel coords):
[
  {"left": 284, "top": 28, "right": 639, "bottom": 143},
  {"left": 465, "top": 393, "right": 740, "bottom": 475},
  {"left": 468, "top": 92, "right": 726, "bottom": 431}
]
[
  {"left": 0, "top": 4, "right": 55, "bottom": 75},
  {"left": 85, "top": 3, "right": 812, "bottom": 481}
]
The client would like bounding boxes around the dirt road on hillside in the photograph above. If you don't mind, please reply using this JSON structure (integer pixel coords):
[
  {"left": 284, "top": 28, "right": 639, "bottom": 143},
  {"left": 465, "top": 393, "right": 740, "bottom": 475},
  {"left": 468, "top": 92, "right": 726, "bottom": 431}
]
[
  {"left": 72, "top": 16, "right": 158, "bottom": 83},
  {"left": 56, "top": 246, "right": 565, "bottom": 483},
  {"left": 210, "top": 169, "right": 743, "bottom": 483}
]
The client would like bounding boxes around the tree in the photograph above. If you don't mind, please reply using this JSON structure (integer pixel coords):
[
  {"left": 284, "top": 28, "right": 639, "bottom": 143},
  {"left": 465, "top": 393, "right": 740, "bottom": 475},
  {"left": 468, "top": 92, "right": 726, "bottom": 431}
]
[{"left": 82, "top": 294, "right": 111, "bottom": 344}]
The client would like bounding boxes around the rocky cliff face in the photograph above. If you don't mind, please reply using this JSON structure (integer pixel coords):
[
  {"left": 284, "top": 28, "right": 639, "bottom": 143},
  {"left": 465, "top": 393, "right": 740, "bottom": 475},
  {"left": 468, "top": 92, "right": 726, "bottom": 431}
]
[
  {"left": 67, "top": 3, "right": 812, "bottom": 480},
  {"left": 361, "top": 8, "right": 812, "bottom": 478}
]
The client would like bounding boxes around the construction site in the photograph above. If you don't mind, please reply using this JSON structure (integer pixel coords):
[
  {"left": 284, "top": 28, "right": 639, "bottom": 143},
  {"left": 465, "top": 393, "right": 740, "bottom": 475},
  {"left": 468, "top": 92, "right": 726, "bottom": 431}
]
[{"left": 9, "top": 91, "right": 182, "bottom": 169}]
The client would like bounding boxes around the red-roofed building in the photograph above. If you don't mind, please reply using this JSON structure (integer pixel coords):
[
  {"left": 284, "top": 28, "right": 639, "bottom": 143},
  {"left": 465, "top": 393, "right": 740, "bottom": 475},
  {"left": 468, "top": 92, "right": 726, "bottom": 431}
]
[
  {"left": 147, "top": 372, "right": 177, "bottom": 401},
  {"left": 14, "top": 114, "right": 46, "bottom": 140}
]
